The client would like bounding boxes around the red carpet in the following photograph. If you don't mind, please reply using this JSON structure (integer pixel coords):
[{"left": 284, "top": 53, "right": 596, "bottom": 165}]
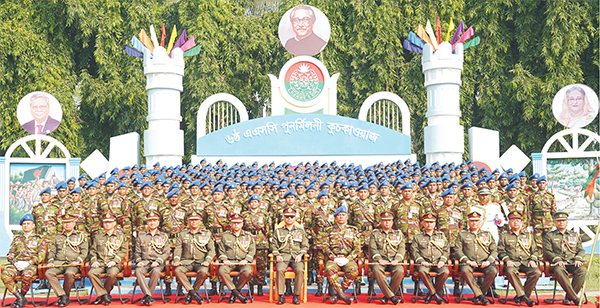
[{"left": 26, "top": 293, "right": 594, "bottom": 307}]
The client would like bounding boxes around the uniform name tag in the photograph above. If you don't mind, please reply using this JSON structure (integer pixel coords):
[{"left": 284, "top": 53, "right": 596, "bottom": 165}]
[
  {"left": 410, "top": 206, "right": 419, "bottom": 214},
  {"left": 27, "top": 239, "right": 38, "bottom": 248}
]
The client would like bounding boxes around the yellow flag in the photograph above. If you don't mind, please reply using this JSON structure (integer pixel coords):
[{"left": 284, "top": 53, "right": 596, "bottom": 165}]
[
  {"left": 166, "top": 25, "right": 177, "bottom": 55},
  {"left": 139, "top": 29, "right": 154, "bottom": 53},
  {"left": 425, "top": 20, "right": 439, "bottom": 50},
  {"left": 446, "top": 19, "right": 455, "bottom": 42}
]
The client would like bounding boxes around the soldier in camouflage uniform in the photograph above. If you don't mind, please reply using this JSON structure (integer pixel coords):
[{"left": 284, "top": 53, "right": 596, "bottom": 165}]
[
  {"left": 274, "top": 189, "right": 307, "bottom": 228},
  {"left": 529, "top": 176, "right": 556, "bottom": 258},
  {"left": 323, "top": 205, "right": 359, "bottom": 305},
  {"left": 203, "top": 185, "right": 232, "bottom": 295},
  {"left": 421, "top": 179, "right": 443, "bottom": 213},
  {"left": 391, "top": 182, "right": 423, "bottom": 243},
  {"left": 32, "top": 187, "right": 60, "bottom": 242},
  {"left": 372, "top": 180, "right": 393, "bottom": 215},
  {"left": 455, "top": 182, "right": 477, "bottom": 216},
  {"left": 83, "top": 182, "right": 102, "bottom": 238},
  {"left": 63, "top": 188, "right": 87, "bottom": 234},
  {"left": 182, "top": 180, "right": 209, "bottom": 225},
  {"left": 133, "top": 182, "right": 160, "bottom": 236},
  {"left": 217, "top": 213, "right": 255, "bottom": 304},
  {"left": 435, "top": 188, "right": 464, "bottom": 295},
  {"left": 159, "top": 189, "right": 188, "bottom": 296},
  {"left": 543, "top": 212, "right": 587, "bottom": 306},
  {"left": 45, "top": 214, "right": 89, "bottom": 307},
  {"left": 172, "top": 212, "right": 215, "bottom": 304},
  {"left": 500, "top": 183, "right": 530, "bottom": 230},
  {"left": 1, "top": 214, "right": 47, "bottom": 308},
  {"left": 97, "top": 177, "right": 131, "bottom": 248},
  {"left": 226, "top": 183, "right": 244, "bottom": 214},
  {"left": 304, "top": 189, "right": 337, "bottom": 296},
  {"left": 349, "top": 183, "right": 378, "bottom": 295},
  {"left": 497, "top": 211, "right": 539, "bottom": 307},
  {"left": 88, "top": 214, "right": 128, "bottom": 306},
  {"left": 242, "top": 194, "right": 272, "bottom": 296},
  {"left": 412, "top": 213, "right": 450, "bottom": 304},
  {"left": 369, "top": 211, "right": 404, "bottom": 305},
  {"left": 455, "top": 211, "right": 498, "bottom": 306},
  {"left": 272, "top": 207, "right": 309, "bottom": 305},
  {"left": 134, "top": 212, "right": 171, "bottom": 306},
  {"left": 51, "top": 182, "right": 71, "bottom": 227}
]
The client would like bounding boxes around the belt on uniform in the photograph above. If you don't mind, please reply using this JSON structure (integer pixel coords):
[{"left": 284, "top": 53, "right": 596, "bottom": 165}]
[
  {"left": 210, "top": 228, "right": 223, "bottom": 234},
  {"left": 248, "top": 230, "right": 261, "bottom": 236},
  {"left": 361, "top": 225, "right": 374, "bottom": 232}
]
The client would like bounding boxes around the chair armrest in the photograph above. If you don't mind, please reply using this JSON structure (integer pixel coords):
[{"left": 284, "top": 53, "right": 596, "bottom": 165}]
[
  {"left": 409, "top": 259, "right": 414, "bottom": 276},
  {"left": 498, "top": 260, "right": 504, "bottom": 275},
  {"left": 268, "top": 253, "right": 274, "bottom": 262},
  {"left": 544, "top": 261, "right": 550, "bottom": 277},
  {"left": 252, "top": 259, "right": 257, "bottom": 276},
  {"left": 318, "top": 259, "right": 323, "bottom": 276},
  {"left": 453, "top": 260, "right": 459, "bottom": 277}
]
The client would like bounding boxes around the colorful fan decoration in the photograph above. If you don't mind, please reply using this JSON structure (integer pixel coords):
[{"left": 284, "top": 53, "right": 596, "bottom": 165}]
[
  {"left": 403, "top": 17, "right": 480, "bottom": 54},
  {"left": 125, "top": 24, "right": 201, "bottom": 59}
]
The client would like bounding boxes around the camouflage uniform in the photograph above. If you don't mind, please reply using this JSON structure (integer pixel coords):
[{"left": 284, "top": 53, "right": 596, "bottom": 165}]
[
  {"left": 421, "top": 193, "right": 443, "bottom": 214},
  {"left": 529, "top": 190, "right": 556, "bottom": 254},
  {"left": 62, "top": 202, "right": 88, "bottom": 234},
  {"left": 83, "top": 195, "right": 101, "bottom": 238},
  {"left": 132, "top": 196, "right": 161, "bottom": 235},
  {"left": 242, "top": 208, "right": 272, "bottom": 285},
  {"left": 323, "top": 224, "right": 360, "bottom": 292},
  {"left": 181, "top": 196, "right": 209, "bottom": 227},
  {"left": 500, "top": 195, "right": 530, "bottom": 230},
  {"left": 1, "top": 232, "right": 47, "bottom": 294},
  {"left": 304, "top": 201, "right": 336, "bottom": 284},
  {"left": 436, "top": 206, "right": 464, "bottom": 246},
  {"left": 31, "top": 202, "right": 60, "bottom": 242},
  {"left": 391, "top": 199, "right": 423, "bottom": 243},
  {"left": 97, "top": 193, "right": 132, "bottom": 244}
]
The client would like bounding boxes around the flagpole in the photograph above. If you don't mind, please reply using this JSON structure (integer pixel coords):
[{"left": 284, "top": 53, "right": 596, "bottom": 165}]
[{"left": 578, "top": 218, "right": 600, "bottom": 308}]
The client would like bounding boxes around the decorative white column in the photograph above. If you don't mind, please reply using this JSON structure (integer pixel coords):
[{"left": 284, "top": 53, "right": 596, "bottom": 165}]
[
  {"left": 422, "top": 42, "right": 464, "bottom": 165},
  {"left": 143, "top": 46, "right": 185, "bottom": 167}
]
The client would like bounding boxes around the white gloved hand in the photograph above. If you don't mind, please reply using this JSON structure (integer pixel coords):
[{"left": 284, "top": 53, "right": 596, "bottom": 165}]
[
  {"left": 334, "top": 258, "right": 344, "bottom": 266},
  {"left": 14, "top": 261, "right": 30, "bottom": 271},
  {"left": 337, "top": 257, "right": 349, "bottom": 267}
]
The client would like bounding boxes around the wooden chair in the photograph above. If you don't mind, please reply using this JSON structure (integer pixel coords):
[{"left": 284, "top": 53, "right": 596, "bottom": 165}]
[
  {"left": 211, "top": 260, "right": 257, "bottom": 303},
  {"left": 542, "top": 261, "right": 587, "bottom": 305},
  {"left": 454, "top": 261, "right": 498, "bottom": 304},
  {"left": 268, "top": 253, "right": 309, "bottom": 303},
  {"left": 85, "top": 259, "right": 131, "bottom": 304},
  {"left": 409, "top": 259, "right": 452, "bottom": 303},
  {"left": 130, "top": 260, "right": 171, "bottom": 304},
  {"left": 497, "top": 261, "right": 540, "bottom": 305},
  {"left": 318, "top": 259, "right": 361, "bottom": 304},
  {"left": 0, "top": 264, "right": 44, "bottom": 307},
  {"left": 41, "top": 263, "right": 88, "bottom": 306},
  {"left": 364, "top": 260, "right": 408, "bottom": 303}
]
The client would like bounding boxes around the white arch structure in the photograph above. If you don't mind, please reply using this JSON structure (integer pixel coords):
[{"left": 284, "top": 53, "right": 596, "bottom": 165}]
[
  {"left": 358, "top": 91, "right": 411, "bottom": 136},
  {"left": 536, "top": 128, "right": 600, "bottom": 249},
  {"left": 196, "top": 93, "right": 249, "bottom": 139}
]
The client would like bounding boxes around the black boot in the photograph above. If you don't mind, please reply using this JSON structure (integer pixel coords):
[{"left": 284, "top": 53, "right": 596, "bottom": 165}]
[
  {"left": 337, "top": 288, "right": 353, "bottom": 305},
  {"left": 58, "top": 295, "right": 71, "bottom": 307},
  {"left": 12, "top": 292, "right": 26, "bottom": 308},
  {"left": 184, "top": 294, "right": 193, "bottom": 305},
  {"left": 277, "top": 295, "right": 285, "bottom": 305},
  {"left": 292, "top": 295, "right": 300, "bottom": 305},
  {"left": 480, "top": 294, "right": 490, "bottom": 306},
  {"left": 188, "top": 289, "right": 203, "bottom": 304},
  {"left": 327, "top": 283, "right": 335, "bottom": 296},
  {"left": 367, "top": 280, "right": 375, "bottom": 296},
  {"left": 92, "top": 295, "right": 104, "bottom": 305},
  {"left": 177, "top": 284, "right": 185, "bottom": 297},
  {"left": 307, "top": 271, "right": 314, "bottom": 285},
  {"left": 453, "top": 281, "right": 461, "bottom": 297},
  {"left": 103, "top": 294, "right": 112, "bottom": 306},
  {"left": 256, "top": 284, "right": 263, "bottom": 296},
  {"left": 520, "top": 295, "right": 534, "bottom": 307},
  {"left": 284, "top": 280, "right": 292, "bottom": 296},
  {"left": 315, "top": 283, "right": 323, "bottom": 297},
  {"left": 232, "top": 289, "right": 248, "bottom": 304},
  {"left": 208, "top": 281, "right": 218, "bottom": 296},
  {"left": 164, "top": 282, "right": 172, "bottom": 297}
]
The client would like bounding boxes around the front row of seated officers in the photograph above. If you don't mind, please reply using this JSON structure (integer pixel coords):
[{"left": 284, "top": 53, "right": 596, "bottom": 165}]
[{"left": 4, "top": 207, "right": 586, "bottom": 307}]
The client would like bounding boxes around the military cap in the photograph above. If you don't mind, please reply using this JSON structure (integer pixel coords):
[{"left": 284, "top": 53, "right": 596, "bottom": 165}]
[
  {"left": 476, "top": 177, "right": 487, "bottom": 186},
  {"left": 169, "top": 183, "right": 179, "bottom": 191},
  {"left": 334, "top": 204, "right": 348, "bottom": 216},
  {"left": 518, "top": 171, "right": 527, "bottom": 178},
  {"left": 378, "top": 180, "right": 390, "bottom": 189},
  {"left": 67, "top": 177, "right": 76, "bottom": 183},
  {"left": 147, "top": 212, "right": 160, "bottom": 220},
  {"left": 61, "top": 213, "right": 77, "bottom": 222},
  {"left": 441, "top": 188, "right": 454, "bottom": 197},
  {"left": 422, "top": 212, "right": 437, "bottom": 222},
  {"left": 117, "top": 181, "right": 127, "bottom": 190},
  {"left": 380, "top": 211, "right": 394, "bottom": 221},
  {"left": 189, "top": 180, "right": 200, "bottom": 188},
  {"left": 319, "top": 181, "right": 331, "bottom": 190},
  {"left": 317, "top": 189, "right": 329, "bottom": 199},
  {"left": 102, "top": 214, "right": 117, "bottom": 222},
  {"left": 450, "top": 180, "right": 459, "bottom": 187},
  {"left": 460, "top": 175, "right": 471, "bottom": 183},
  {"left": 119, "top": 174, "right": 128, "bottom": 180},
  {"left": 123, "top": 166, "right": 130, "bottom": 171},
  {"left": 167, "top": 189, "right": 180, "bottom": 198},
  {"left": 55, "top": 181, "right": 68, "bottom": 190},
  {"left": 477, "top": 187, "right": 491, "bottom": 195},
  {"left": 70, "top": 187, "right": 82, "bottom": 194},
  {"left": 87, "top": 181, "right": 98, "bottom": 188},
  {"left": 230, "top": 213, "right": 244, "bottom": 222},
  {"left": 20, "top": 213, "right": 34, "bottom": 225},
  {"left": 554, "top": 211, "right": 568, "bottom": 220},
  {"left": 211, "top": 185, "right": 224, "bottom": 195},
  {"left": 283, "top": 189, "right": 297, "bottom": 198},
  {"left": 506, "top": 168, "right": 513, "bottom": 173},
  {"left": 40, "top": 187, "right": 51, "bottom": 196},
  {"left": 248, "top": 194, "right": 261, "bottom": 203},
  {"left": 441, "top": 175, "right": 451, "bottom": 182},
  {"left": 140, "top": 181, "right": 152, "bottom": 190},
  {"left": 78, "top": 174, "right": 88, "bottom": 180},
  {"left": 283, "top": 207, "right": 297, "bottom": 216},
  {"left": 507, "top": 211, "right": 522, "bottom": 220},
  {"left": 467, "top": 211, "right": 482, "bottom": 221},
  {"left": 505, "top": 182, "right": 517, "bottom": 192},
  {"left": 199, "top": 181, "right": 210, "bottom": 189},
  {"left": 356, "top": 183, "right": 369, "bottom": 191},
  {"left": 528, "top": 173, "right": 539, "bottom": 181},
  {"left": 98, "top": 173, "right": 106, "bottom": 179},
  {"left": 536, "top": 175, "right": 547, "bottom": 184},
  {"left": 140, "top": 164, "right": 147, "bottom": 169},
  {"left": 187, "top": 212, "right": 201, "bottom": 220},
  {"left": 104, "top": 176, "right": 118, "bottom": 185},
  {"left": 227, "top": 183, "right": 238, "bottom": 190}
]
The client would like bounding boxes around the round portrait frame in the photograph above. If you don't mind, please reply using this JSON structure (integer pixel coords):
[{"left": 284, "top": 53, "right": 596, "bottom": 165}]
[
  {"left": 278, "top": 5, "right": 331, "bottom": 56},
  {"left": 552, "top": 84, "right": 599, "bottom": 129},
  {"left": 17, "top": 91, "right": 63, "bottom": 135}
]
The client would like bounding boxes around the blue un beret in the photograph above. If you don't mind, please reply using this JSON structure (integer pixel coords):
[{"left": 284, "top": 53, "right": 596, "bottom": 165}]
[
  {"left": 334, "top": 204, "right": 348, "bottom": 216},
  {"left": 39, "top": 187, "right": 51, "bottom": 196},
  {"left": 20, "top": 213, "right": 34, "bottom": 225},
  {"left": 317, "top": 189, "right": 329, "bottom": 199}
]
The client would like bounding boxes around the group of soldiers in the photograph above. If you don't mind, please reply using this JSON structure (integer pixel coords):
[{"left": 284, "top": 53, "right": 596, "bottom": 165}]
[{"left": 1, "top": 159, "right": 589, "bottom": 307}]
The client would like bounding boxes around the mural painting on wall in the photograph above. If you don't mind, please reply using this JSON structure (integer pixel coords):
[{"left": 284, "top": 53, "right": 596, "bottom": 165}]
[
  {"left": 547, "top": 158, "right": 600, "bottom": 219},
  {"left": 9, "top": 163, "right": 65, "bottom": 225}
]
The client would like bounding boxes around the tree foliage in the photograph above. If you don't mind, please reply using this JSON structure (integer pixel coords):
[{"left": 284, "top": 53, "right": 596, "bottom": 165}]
[{"left": 0, "top": 0, "right": 597, "bottom": 166}]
